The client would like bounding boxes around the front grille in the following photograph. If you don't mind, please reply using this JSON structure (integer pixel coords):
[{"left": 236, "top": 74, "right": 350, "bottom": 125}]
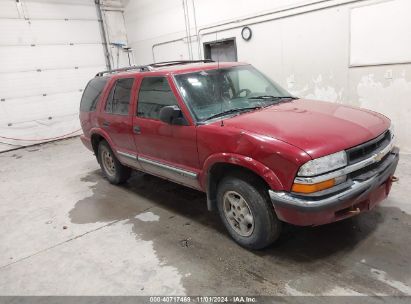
[
  {"left": 349, "top": 152, "right": 391, "bottom": 181},
  {"left": 346, "top": 130, "right": 391, "bottom": 165}
]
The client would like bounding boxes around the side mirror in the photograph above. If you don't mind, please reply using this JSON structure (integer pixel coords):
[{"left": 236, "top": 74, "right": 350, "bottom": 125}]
[{"left": 159, "top": 105, "right": 188, "bottom": 125}]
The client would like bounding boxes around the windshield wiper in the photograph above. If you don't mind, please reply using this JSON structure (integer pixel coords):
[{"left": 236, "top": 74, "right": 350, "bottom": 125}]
[
  {"left": 204, "top": 106, "right": 262, "bottom": 121},
  {"left": 248, "top": 95, "right": 297, "bottom": 100}
]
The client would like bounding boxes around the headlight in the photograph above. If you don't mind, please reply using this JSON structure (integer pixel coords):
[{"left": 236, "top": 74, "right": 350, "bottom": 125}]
[{"left": 297, "top": 151, "right": 347, "bottom": 177}]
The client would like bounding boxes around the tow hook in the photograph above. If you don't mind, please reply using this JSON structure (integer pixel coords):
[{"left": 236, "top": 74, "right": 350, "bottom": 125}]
[
  {"left": 391, "top": 176, "right": 399, "bottom": 182},
  {"left": 349, "top": 207, "right": 361, "bottom": 214}
]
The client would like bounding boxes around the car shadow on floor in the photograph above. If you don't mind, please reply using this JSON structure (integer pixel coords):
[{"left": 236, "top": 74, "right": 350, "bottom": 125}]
[{"left": 70, "top": 169, "right": 388, "bottom": 262}]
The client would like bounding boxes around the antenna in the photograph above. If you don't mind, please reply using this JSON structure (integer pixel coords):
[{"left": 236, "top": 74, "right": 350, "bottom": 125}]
[
  {"left": 216, "top": 32, "right": 220, "bottom": 69},
  {"left": 215, "top": 31, "right": 224, "bottom": 127}
]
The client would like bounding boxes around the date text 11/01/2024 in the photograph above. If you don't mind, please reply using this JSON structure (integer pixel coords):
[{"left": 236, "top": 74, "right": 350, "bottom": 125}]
[{"left": 149, "top": 296, "right": 257, "bottom": 303}]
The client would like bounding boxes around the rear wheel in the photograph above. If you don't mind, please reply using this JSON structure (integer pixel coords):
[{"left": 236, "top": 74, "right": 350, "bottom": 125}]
[
  {"left": 217, "top": 175, "right": 282, "bottom": 250},
  {"left": 97, "top": 141, "right": 131, "bottom": 184}
]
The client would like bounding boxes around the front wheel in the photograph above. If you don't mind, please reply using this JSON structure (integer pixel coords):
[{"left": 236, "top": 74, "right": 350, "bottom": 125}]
[
  {"left": 217, "top": 176, "right": 282, "bottom": 250},
  {"left": 97, "top": 141, "right": 131, "bottom": 184}
]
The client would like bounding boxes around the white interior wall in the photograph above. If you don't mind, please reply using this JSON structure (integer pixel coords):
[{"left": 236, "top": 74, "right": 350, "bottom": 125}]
[
  {"left": 0, "top": 0, "right": 132, "bottom": 152},
  {"left": 0, "top": 0, "right": 107, "bottom": 152},
  {"left": 122, "top": 0, "right": 411, "bottom": 153}
]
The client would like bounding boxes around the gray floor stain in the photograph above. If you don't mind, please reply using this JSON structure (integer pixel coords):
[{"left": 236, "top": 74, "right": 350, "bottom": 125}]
[
  {"left": 69, "top": 166, "right": 411, "bottom": 295},
  {"left": 69, "top": 171, "right": 145, "bottom": 224}
]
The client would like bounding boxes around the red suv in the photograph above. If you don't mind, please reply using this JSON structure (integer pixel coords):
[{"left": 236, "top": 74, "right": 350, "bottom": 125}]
[{"left": 79, "top": 60, "right": 399, "bottom": 249}]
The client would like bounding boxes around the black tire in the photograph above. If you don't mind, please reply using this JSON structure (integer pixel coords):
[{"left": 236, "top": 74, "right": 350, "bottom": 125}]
[
  {"left": 216, "top": 174, "right": 282, "bottom": 250},
  {"left": 97, "top": 140, "right": 131, "bottom": 184}
]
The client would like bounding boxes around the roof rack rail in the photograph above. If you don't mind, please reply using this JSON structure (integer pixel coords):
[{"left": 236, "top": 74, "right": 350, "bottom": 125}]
[
  {"left": 150, "top": 59, "right": 214, "bottom": 68},
  {"left": 95, "top": 59, "right": 215, "bottom": 77},
  {"left": 95, "top": 65, "right": 152, "bottom": 77}
]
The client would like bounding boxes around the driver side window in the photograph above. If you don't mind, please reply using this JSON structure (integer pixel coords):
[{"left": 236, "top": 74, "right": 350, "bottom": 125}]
[{"left": 137, "top": 77, "right": 179, "bottom": 120}]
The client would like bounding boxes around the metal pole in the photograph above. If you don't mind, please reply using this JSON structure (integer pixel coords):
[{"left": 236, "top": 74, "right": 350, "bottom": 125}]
[
  {"left": 182, "top": 0, "right": 192, "bottom": 60},
  {"left": 95, "top": 0, "right": 111, "bottom": 70}
]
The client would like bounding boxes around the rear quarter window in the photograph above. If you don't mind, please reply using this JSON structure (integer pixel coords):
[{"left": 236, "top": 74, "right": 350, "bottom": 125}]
[{"left": 80, "top": 77, "right": 109, "bottom": 112}]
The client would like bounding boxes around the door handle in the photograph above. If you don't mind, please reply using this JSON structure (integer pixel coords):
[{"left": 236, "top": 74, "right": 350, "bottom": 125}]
[
  {"left": 102, "top": 121, "right": 110, "bottom": 128},
  {"left": 133, "top": 125, "right": 141, "bottom": 134}
]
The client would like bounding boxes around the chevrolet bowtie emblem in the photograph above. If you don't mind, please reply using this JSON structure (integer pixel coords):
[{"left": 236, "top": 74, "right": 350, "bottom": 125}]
[{"left": 374, "top": 150, "right": 385, "bottom": 162}]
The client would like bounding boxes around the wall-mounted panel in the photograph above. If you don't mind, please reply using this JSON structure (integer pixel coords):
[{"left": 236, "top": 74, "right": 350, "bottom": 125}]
[
  {"left": 0, "top": 66, "right": 103, "bottom": 100},
  {"left": 23, "top": 0, "right": 97, "bottom": 20},
  {"left": 30, "top": 20, "right": 102, "bottom": 45},
  {"left": 350, "top": 0, "right": 411, "bottom": 66},
  {"left": 0, "top": 91, "right": 83, "bottom": 126},
  {"left": 0, "top": 0, "right": 19, "bottom": 18},
  {"left": 0, "top": 44, "right": 105, "bottom": 73},
  {"left": 0, "top": 19, "right": 32, "bottom": 45},
  {"left": 0, "top": 19, "right": 101, "bottom": 45}
]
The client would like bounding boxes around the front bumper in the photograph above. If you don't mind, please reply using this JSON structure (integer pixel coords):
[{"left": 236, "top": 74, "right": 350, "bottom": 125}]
[{"left": 269, "top": 147, "right": 399, "bottom": 226}]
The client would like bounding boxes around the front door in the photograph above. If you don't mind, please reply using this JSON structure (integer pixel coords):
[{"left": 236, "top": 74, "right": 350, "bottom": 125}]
[{"left": 132, "top": 76, "right": 200, "bottom": 189}]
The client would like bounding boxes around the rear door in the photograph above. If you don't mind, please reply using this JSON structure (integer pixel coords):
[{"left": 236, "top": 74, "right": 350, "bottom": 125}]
[
  {"left": 98, "top": 77, "right": 142, "bottom": 169},
  {"left": 132, "top": 75, "right": 200, "bottom": 189}
]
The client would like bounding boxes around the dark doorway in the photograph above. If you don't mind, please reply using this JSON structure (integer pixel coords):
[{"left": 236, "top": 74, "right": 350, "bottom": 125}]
[{"left": 203, "top": 38, "right": 237, "bottom": 62}]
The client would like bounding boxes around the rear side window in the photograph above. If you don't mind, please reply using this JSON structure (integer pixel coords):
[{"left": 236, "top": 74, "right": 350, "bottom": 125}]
[
  {"left": 137, "top": 77, "right": 178, "bottom": 120},
  {"left": 105, "top": 78, "right": 134, "bottom": 115},
  {"left": 80, "top": 77, "right": 108, "bottom": 112}
]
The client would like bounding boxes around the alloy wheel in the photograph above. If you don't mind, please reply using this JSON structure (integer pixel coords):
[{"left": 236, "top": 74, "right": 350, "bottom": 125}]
[{"left": 223, "top": 190, "right": 254, "bottom": 237}]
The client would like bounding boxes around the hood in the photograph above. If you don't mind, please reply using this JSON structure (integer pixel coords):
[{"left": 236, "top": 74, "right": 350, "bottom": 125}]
[{"left": 220, "top": 99, "right": 390, "bottom": 159}]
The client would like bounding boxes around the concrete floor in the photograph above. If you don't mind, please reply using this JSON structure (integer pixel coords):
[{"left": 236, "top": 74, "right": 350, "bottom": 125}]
[{"left": 0, "top": 137, "right": 410, "bottom": 296}]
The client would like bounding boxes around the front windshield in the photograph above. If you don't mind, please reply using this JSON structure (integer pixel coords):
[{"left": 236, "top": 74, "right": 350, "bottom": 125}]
[{"left": 174, "top": 65, "right": 294, "bottom": 122}]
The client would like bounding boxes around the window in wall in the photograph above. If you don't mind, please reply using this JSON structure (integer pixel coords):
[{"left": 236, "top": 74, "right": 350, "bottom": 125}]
[
  {"left": 137, "top": 77, "right": 179, "bottom": 120},
  {"left": 105, "top": 78, "right": 134, "bottom": 115},
  {"left": 204, "top": 38, "right": 237, "bottom": 62},
  {"left": 80, "top": 77, "right": 108, "bottom": 112}
]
